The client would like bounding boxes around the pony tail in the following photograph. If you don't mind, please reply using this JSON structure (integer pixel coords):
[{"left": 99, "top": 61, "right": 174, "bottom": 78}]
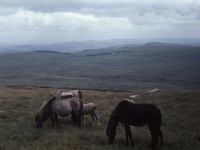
[
  {"left": 79, "top": 99, "right": 83, "bottom": 127},
  {"left": 78, "top": 90, "right": 83, "bottom": 99}
]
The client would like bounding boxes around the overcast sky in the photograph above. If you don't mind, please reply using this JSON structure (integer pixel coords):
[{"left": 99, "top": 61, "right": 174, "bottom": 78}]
[{"left": 0, "top": 0, "right": 199, "bottom": 45}]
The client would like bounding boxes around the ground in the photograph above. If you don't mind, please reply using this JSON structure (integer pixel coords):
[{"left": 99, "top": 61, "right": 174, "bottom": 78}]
[{"left": 0, "top": 86, "right": 200, "bottom": 150}]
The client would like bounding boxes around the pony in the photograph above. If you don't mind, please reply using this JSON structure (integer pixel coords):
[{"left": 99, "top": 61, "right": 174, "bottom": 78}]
[
  {"left": 35, "top": 96, "right": 83, "bottom": 128},
  {"left": 56, "top": 90, "right": 82, "bottom": 99},
  {"left": 82, "top": 103, "right": 100, "bottom": 127},
  {"left": 106, "top": 100, "right": 163, "bottom": 150}
]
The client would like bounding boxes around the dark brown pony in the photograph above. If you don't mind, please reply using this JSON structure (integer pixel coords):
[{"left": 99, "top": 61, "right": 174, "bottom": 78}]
[
  {"left": 106, "top": 100, "right": 163, "bottom": 150},
  {"left": 35, "top": 96, "right": 83, "bottom": 128}
]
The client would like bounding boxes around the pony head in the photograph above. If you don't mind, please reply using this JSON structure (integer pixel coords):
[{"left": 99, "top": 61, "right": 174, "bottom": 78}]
[
  {"left": 106, "top": 108, "right": 118, "bottom": 144},
  {"left": 35, "top": 96, "right": 56, "bottom": 128},
  {"left": 35, "top": 111, "right": 43, "bottom": 128}
]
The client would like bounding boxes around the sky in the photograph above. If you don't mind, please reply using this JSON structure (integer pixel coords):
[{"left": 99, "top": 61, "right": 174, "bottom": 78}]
[{"left": 0, "top": 0, "right": 200, "bottom": 45}]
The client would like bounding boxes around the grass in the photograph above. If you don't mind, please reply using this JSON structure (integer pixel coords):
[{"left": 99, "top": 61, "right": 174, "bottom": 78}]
[
  {"left": 0, "top": 87, "right": 200, "bottom": 150},
  {"left": 0, "top": 45, "right": 200, "bottom": 90}
]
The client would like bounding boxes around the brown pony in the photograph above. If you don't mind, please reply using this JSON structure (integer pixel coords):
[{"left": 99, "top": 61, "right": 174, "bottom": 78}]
[
  {"left": 35, "top": 96, "right": 83, "bottom": 128},
  {"left": 106, "top": 100, "right": 163, "bottom": 150}
]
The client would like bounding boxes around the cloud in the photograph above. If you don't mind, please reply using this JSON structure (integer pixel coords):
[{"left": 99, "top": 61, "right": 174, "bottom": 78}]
[
  {"left": 1, "top": 0, "right": 199, "bottom": 14},
  {"left": 0, "top": 0, "right": 199, "bottom": 44},
  {"left": 0, "top": 9, "right": 136, "bottom": 44}
]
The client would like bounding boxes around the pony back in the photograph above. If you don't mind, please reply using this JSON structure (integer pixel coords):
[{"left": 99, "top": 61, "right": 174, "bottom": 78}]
[{"left": 56, "top": 90, "right": 83, "bottom": 99}]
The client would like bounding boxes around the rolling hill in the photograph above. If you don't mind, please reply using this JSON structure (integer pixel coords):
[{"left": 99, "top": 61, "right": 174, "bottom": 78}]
[
  {"left": 0, "top": 42, "right": 200, "bottom": 90},
  {"left": 0, "top": 39, "right": 137, "bottom": 53}
]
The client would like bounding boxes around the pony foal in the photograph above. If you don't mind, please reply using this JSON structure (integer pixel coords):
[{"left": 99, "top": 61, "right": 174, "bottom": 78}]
[{"left": 82, "top": 103, "right": 100, "bottom": 127}]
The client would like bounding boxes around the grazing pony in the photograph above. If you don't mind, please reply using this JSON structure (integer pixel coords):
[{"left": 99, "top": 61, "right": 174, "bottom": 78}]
[
  {"left": 82, "top": 103, "right": 100, "bottom": 127},
  {"left": 35, "top": 96, "right": 83, "bottom": 128},
  {"left": 106, "top": 100, "right": 163, "bottom": 150},
  {"left": 56, "top": 90, "right": 82, "bottom": 99}
]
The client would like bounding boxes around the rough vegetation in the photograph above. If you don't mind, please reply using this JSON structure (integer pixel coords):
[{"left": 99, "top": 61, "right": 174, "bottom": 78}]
[
  {"left": 0, "top": 86, "right": 199, "bottom": 150},
  {"left": 0, "top": 43, "right": 200, "bottom": 90}
]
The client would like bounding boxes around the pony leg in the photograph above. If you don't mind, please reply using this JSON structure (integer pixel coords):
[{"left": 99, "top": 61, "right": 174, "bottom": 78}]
[
  {"left": 125, "top": 125, "right": 134, "bottom": 146},
  {"left": 78, "top": 113, "right": 82, "bottom": 128},
  {"left": 71, "top": 113, "right": 76, "bottom": 125},
  {"left": 159, "top": 130, "right": 164, "bottom": 147},
  {"left": 149, "top": 126, "right": 159, "bottom": 150},
  {"left": 72, "top": 112, "right": 82, "bottom": 128},
  {"left": 82, "top": 114, "right": 85, "bottom": 126},
  {"left": 94, "top": 112, "right": 100, "bottom": 127},
  {"left": 81, "top": 114, "right": 84, "bottom": 126},
  {"left": 90, "top": 113, "right": 95, "bottom": 127},
  {"left": 50, "top": 114, "right": 55, "bottom": 126},
  {"left": 55, "top": 113, "right": 58, "bottom": 126},
  {"left": 50, "top": 113, "right": 58, "bottom": 127},
  {"left": 124, "top": 125, "right": 129, "bottom": 145}
]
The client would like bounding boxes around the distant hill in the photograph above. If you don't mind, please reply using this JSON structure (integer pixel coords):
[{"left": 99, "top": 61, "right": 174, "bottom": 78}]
[
  {"left": 0, "top": 43, "right": 200, "bottom": 90},
  {"left": 76, "top": 42, "right": 195, "bottom": 56},
  {"left": 1, "top": 38, "right": 199, "bottom": 54},
  {"left": 0, "top": 39, "right": 137, "bottom": 53}
]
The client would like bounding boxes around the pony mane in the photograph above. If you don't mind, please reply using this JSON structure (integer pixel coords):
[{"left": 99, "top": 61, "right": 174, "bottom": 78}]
[
  {"left": 44, "top": 95, "right": 56, "bottom": 109},
  {"left": 39, "top": 96, "right": 56, "bottom": 121}
]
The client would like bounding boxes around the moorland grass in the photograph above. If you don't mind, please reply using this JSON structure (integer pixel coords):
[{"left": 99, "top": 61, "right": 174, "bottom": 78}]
[{"left": 0, "top": 87, "right": 200, "bottom": 150}]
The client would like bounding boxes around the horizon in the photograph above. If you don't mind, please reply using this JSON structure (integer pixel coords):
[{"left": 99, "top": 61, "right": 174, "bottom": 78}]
[
  {"left": 0, "top": 39, "right": 200, "bottom": 55},
  {"left": 0, "top": 37, "right": 200, "bottom": 54},
  {"left": 0, "top": 37, "right": 200, "bottom": 46}
]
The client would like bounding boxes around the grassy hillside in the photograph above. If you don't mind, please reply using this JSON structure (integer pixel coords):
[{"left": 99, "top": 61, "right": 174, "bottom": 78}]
[
  {"left": 0, "top": 43, "right": 200, "bottom": 90},
  {"left": 0, "top": 87, "right": 199, "bottom": 150}
]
